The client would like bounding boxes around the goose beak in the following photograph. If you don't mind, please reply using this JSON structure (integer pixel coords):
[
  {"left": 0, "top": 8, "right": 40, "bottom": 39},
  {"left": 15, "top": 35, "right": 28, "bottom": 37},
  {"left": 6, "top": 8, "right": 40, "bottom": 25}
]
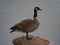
[
  {"left": 39, "top": 8, "right": 42, "bottom": 11},
  {"left": 36, "top": 7, "right": 42, "bottom": 11}
]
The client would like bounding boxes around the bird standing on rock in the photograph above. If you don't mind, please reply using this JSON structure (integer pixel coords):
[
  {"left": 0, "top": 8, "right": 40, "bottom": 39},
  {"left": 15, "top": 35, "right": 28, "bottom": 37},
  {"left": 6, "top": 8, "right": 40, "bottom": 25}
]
[{"left": 10, "top": 7, "right": 42, "bottom": 39}]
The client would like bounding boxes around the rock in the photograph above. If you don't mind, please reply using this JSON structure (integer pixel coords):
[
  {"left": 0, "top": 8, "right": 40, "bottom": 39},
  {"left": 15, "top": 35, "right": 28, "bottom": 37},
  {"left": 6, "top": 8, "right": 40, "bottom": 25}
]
[{"left": 12, "top": 36, "right": 50, "bottom": 45}]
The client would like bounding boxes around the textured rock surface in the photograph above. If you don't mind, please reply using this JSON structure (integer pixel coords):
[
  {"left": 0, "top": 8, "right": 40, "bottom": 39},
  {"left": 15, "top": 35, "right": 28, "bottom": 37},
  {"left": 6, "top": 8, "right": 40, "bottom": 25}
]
[{"left": 12, "top": 36, "right": 50, "bottom": 45}]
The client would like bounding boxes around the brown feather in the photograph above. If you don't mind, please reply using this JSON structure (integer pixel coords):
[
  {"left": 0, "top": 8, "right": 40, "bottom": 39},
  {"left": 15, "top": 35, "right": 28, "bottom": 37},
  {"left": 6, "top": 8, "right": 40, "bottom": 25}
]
[{"left": 10, "top": 18, "right": 40, "bottom": 33}]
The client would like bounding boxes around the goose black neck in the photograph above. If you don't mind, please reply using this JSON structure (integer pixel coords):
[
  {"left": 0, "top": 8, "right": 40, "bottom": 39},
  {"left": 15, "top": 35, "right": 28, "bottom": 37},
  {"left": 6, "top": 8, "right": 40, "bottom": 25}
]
[{"left": 34, "top": 9, "right": 37, "bottom": 19}]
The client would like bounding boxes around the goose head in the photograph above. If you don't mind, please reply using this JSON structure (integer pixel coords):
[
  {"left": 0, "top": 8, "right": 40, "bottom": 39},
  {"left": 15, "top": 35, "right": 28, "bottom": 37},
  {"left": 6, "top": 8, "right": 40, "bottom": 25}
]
[
  {"left": 34, "top": 7, "right": 42, "bottom": 19},
  {"left": 34, "top": 7, "right": 42, "bottom": 11}
]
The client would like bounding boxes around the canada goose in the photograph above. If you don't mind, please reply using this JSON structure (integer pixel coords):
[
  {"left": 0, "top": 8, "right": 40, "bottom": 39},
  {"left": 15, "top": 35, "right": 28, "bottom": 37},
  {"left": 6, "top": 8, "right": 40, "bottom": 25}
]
[{"left": 10, "top": 7, "right": 42, "bottom": 39}]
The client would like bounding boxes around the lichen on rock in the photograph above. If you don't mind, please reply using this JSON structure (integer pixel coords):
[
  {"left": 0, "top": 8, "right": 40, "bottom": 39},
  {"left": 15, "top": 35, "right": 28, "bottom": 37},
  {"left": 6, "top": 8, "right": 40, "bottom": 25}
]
[{"left": 12, "top": 36, "right": 50, "bottom": 45}]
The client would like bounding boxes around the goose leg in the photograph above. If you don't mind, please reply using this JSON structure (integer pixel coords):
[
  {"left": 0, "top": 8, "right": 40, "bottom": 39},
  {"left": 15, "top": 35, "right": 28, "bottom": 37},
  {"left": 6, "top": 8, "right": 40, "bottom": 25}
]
[
  {"left": 26, "top": 32, "right": 32, "bottom": 40},
  {"left": 26, "top": 32, "right": 28, "bottom": 39}
]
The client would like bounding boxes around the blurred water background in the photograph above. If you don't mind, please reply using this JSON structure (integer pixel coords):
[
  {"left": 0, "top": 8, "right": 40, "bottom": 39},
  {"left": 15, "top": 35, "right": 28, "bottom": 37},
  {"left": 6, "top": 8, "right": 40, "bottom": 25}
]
[{"left": 0, "top": 0, "right": 60, "bottom": 45}]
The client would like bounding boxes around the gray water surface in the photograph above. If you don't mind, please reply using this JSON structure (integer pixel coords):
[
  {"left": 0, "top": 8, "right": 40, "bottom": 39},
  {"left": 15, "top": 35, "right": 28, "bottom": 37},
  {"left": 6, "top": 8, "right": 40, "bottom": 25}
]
[{"left": 0, "top": 0, "right": 60, "bottom": 45}]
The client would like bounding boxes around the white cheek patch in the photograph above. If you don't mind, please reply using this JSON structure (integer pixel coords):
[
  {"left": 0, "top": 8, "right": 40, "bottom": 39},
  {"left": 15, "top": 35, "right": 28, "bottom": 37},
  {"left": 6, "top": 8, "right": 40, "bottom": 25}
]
[{"left": 36, "top": 8, "right": 38, "bottom": 10}]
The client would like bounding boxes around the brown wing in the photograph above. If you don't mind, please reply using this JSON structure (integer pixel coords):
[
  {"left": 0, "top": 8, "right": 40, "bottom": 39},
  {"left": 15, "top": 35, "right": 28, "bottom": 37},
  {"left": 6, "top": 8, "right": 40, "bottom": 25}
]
[
  {"left": 10, "top": 19, "right": 34, "bottom": 30},
  {"left": 17, "top": 19, "right": 34, "bottom": 30}
]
